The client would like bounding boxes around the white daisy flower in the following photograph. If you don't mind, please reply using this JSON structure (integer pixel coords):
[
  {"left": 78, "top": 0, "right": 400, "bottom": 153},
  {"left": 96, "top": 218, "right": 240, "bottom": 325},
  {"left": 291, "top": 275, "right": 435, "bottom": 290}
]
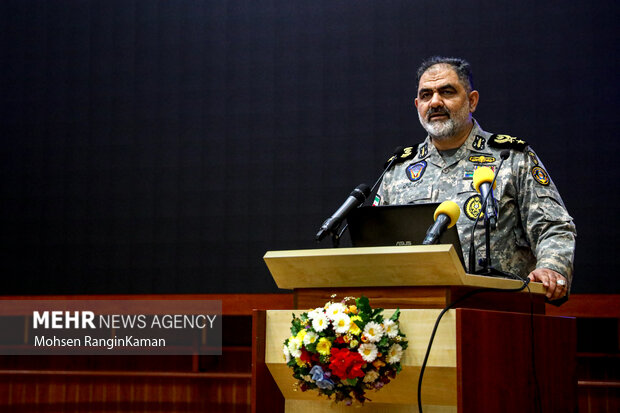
[
  {"left": 307, "top": 307, "right": 324, "bottom": 320},
  {"left": 363, "top": 321, "right": 384, "bottom": 343},
  {"left": 363, "top": 369, "right": 380, "bottom": 383},
  {"left": 303, "top": 331, "right": 319, "bottom": 346},
  {"left": 383, "top": 319, "right": 399, "bottom": 338},
  {"left": 332, "top": 313, "right": 351, "bottom": 334},
  {"left": 287, "top": 336, "right": 302, "bottom": 358},
  {"left": 387, "top": 343, "right": 403, "bottom": 364},
  {"left": 326, "top": 302, "right": 347, "bottom": 320},
  {"left": 283, "top": 343, "right": 291, "bottom": 363},
  {"left": 358, "top": 343, "right": 378, "bottom": 363},
  {"left": 312, "top": 312, "right": 329, "bottom": 332}
]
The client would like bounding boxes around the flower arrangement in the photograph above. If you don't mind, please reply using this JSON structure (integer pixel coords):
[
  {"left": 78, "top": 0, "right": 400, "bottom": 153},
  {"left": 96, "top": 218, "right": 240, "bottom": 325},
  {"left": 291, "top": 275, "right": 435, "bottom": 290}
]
[{"left": 283, "top": 296, "right": 408, "bottom": 405}]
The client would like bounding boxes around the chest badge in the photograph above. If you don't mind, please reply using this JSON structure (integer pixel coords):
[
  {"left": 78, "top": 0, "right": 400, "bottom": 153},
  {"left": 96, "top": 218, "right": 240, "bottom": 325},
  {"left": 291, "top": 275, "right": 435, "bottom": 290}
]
[
  {"left": 464, "top": 194, "right": 483, "bottom": 220},
  {"left": 468, "top": 155, "right": 496, "bottom": 163},
  {"left": 531, "top": 166, "right": 550, "bottom": 186},
  {"left": 406, "top": 160, "right": 427, "bottom": 182}
]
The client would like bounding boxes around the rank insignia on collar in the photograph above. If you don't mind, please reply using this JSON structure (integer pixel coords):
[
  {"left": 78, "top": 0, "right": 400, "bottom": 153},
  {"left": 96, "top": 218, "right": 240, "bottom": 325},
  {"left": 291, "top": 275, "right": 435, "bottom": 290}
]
[
  {"left": 489, "top": 134, "right": 528, "bottom": 151},
  {"left": 419, "top": 143, "right": 429, "bottom": 159},
  {"left": 472, "top": 135, "right": 486, "bottom": 151},
  {"left": 527, "top": 151, "right": 539, "bottom": 165},
  {"left": 468, "top": 155, "right": 496, "bottom": 163},
  {"left": 464, "top": 194, "right": 483, "bottom": 221},
  {"left": 531, "top": 166, "right": 550, "bottom": 186},
  {"left": 406, "top": 160, "right": 427, "bottom": 182}
]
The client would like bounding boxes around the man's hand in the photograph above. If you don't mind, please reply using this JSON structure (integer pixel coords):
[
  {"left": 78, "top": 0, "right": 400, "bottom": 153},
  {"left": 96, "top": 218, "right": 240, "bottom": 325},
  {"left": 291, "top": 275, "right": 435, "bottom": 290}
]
[{"left": 527, "top": 268, "right": 568, "bottom": 300}]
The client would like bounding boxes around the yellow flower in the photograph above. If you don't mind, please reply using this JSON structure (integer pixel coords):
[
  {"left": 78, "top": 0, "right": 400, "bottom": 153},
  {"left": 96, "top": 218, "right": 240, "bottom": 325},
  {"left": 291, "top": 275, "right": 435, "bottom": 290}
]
[
  {"left": 349, "top": 316, "right": 362, "bottom": 335},
  {"left": 348, "top": 305, "right": 358, "bottom": 314},
  {"left": 316, "top": 337, "right": 332, "bottom": 356},
  {"left": 295, "top": 357, "right": 307, "bottom": 367},
  {"left": 349, "top": 339, "right": 359, "bottom": 348},
  {"left": 296, "top": 329, "right": 307, "bottom": 342},
  {"left": 372, "top": 359, "right": 386, "bottom": 369}
]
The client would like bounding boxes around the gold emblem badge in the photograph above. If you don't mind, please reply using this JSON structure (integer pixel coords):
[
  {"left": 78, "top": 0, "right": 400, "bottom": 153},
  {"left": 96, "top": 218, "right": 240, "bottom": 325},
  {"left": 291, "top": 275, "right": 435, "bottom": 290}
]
[
  {"left": 468, "top": 155, "right": 496, "bottom": 163},
  {"left": 464, "top": 194, "right": 483, "bottom": 221}
]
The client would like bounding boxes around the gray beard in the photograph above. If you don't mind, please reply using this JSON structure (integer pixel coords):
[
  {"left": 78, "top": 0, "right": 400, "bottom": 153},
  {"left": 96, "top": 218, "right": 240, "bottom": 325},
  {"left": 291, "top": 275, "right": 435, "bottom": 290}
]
[{"left": 418, "top": 105, "right": 472, "bottom": 140}]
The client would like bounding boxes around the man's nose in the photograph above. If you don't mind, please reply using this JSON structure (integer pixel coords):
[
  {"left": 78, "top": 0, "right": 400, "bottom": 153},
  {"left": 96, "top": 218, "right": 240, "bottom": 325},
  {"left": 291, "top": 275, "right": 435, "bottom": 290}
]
[{"left": 429, "top": 92, "right": 443, "bottom": 107}]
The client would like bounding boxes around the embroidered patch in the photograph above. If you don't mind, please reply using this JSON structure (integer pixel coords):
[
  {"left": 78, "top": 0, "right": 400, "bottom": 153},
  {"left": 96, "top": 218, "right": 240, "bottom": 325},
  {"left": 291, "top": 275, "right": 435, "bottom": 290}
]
[
  {"left": 527, "top": 151, "right": 539, "bottom": 166},
  {"left": 489, "top": 134, "right": 527, "bottom": 151},
  {"left": 468, "top": 155, "right": 496, "bottom": 163},
  {"left": 472, "top": 135, "right": 486, "bottom": 151},
  {"left": 531, "top": 166, "right": 550, "bottom": 186},
  {"left": 418, "top": 143, "right": 428, "bottom": 159},
  {"left": 372, "top": 195, "right": 381, "bottom": 206},
  {"left": 464, "top": 170, "right": 474, "bottom": 179},
  {"left": 384, "top": 145, "right": 418, "bottom": 168},
  {"left": 464, "top": 194, "right": 483, "bottom": 221},
  {"left": 406, "top": 161, "right": 427, "bottom": 182}
]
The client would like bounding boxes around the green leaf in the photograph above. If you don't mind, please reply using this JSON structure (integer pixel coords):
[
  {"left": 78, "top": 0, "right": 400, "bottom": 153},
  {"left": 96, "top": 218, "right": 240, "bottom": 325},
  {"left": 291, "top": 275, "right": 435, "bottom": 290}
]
[
  {"left": 343, "top": 378, "right": 358, "bottom": 386},
  {"left": 356, "top": 296, "right": 371, "bottom": 316},
  {"left": 390, "top": 308, "right": 401, "bottom": 321}
]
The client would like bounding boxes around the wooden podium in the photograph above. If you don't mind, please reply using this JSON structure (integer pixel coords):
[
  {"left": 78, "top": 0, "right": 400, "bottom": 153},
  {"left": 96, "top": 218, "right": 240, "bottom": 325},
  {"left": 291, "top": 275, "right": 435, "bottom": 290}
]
[{"left": 252, "top": 246, "right": 577, "bottom": 413}]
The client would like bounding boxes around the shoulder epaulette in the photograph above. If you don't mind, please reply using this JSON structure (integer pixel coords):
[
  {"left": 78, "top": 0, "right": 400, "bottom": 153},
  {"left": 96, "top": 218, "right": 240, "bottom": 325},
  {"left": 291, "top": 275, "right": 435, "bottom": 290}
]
[
  {"left": 383, "top": 144, "right": 419, "bottom": 168},
  {"left": 488, "top": 134, "right": 528, "bottom": 152}
]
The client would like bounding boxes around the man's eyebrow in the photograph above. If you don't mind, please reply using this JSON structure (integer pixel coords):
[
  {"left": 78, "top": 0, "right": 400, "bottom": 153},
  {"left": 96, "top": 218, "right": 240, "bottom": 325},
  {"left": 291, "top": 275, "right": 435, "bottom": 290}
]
[{"left": 418, "top": 83, "right": 458, "bottom": 95}]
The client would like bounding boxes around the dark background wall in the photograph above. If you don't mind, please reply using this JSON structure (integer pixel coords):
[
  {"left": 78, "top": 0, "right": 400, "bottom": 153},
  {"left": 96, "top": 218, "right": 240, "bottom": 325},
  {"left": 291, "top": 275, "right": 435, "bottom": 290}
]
[{"left": 1, "top": 1, "right": 618, "bottom": 295}]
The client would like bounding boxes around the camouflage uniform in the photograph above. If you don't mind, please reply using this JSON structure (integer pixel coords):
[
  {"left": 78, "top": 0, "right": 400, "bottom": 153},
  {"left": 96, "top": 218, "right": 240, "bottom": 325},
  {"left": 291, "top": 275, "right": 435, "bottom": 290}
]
[{"left": 375, "top": 121, "right": 576, "bottom": 286}]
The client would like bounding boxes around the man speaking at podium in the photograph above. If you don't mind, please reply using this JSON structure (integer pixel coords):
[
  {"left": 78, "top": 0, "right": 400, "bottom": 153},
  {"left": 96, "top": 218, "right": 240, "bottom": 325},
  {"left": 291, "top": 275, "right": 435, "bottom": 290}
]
[{"left": 374, "top": 56, "right": 576, "bottom": 303}]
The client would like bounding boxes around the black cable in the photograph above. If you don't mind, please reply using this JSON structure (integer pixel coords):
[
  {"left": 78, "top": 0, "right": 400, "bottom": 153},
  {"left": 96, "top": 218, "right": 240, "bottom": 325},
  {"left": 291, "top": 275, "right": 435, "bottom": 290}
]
[{"left": 416, "top": 278, "right": 530, "bottom": 413}]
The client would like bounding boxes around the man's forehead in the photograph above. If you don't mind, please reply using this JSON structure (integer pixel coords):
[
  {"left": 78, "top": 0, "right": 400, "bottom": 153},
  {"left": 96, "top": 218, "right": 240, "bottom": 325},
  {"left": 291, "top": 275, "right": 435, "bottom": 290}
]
[{"left": 418, "top": 64, "right": 460, "bottom": 89}]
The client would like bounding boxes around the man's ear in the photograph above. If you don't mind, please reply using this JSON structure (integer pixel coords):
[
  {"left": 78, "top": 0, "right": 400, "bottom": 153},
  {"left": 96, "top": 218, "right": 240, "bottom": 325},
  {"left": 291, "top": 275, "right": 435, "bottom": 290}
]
[{"left": 468, "top": 90, "right": 479, "bottom": 113}]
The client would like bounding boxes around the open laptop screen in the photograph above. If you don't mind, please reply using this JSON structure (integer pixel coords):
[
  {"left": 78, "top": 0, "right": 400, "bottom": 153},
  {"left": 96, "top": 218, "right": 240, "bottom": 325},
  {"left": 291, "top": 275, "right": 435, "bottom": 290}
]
[{"left": 346, "top": 204, "right": 465, "bottom": 266}]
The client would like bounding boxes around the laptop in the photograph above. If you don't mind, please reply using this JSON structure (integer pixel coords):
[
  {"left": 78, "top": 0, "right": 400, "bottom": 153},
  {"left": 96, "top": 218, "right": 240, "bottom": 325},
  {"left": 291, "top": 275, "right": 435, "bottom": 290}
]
[{"left": 346, "top": 204, "right": 465, "bottom": 266}]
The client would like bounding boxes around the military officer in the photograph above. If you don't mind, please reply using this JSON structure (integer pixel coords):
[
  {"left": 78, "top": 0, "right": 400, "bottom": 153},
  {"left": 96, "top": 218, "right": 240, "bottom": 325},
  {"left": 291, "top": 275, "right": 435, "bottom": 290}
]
[{"left": 375, "top": 56, "right": 576, "bottom": 301}]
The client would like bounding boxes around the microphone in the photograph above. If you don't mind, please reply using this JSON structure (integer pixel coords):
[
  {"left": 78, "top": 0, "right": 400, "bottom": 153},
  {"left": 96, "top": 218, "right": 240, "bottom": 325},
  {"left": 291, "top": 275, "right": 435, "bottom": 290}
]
[
  {"left": 422, "top": 201, "right": 461, "bottom": 245},
  {"left": 473, "top": 166, "right": 498, "bottom": 229},
  {"left": 315, "top": 184, "right": 371, "bottom": 242},
  {"left": 467, "top": 150, "right": 511, "bottom": 274}
]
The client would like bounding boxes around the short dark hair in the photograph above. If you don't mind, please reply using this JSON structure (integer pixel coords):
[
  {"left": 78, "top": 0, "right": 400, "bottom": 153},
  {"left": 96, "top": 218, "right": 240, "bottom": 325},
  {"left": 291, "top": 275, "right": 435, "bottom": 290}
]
[{"left": 416, "top": 56, "right": 474, "bottom": 92}]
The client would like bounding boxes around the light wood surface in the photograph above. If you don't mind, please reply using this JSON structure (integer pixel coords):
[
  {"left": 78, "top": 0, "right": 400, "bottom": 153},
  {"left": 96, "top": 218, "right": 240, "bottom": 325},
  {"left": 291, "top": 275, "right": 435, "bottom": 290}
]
[
  {"left": 265, "top": 309, "right": 457, "bottom": 409},
  {"left": 264, "top": 246, "right": 545, "bottom": 295}
]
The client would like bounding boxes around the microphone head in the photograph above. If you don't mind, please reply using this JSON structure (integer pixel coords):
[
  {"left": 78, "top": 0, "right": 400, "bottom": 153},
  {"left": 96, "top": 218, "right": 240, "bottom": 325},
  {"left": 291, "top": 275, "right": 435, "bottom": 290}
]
[
  {"left": 434, "top": 200, "right": 461, "bottom": 228},
  {"left": 392, "top": 146, "right": 406, "bottom": 156},
  {"left": 500, "top": 150, "right": 510, "bottom": 160},
  {"left": 350, "top": 184, "right": 371, "bottom": 202},
  {"left": 473, "top": 166, "right": 496, "bottom": 192}
]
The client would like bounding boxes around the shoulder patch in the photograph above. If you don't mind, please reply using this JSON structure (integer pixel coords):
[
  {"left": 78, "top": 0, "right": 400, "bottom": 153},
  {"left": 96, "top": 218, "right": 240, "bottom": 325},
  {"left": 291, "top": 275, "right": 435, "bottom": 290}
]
[
  {"left": 383, "top": 144, "right": 419, "bottom": 168},
  {"left": 531, "top": 166, "right": 550, "bottom": 186},
  {"left": 488, "top": 134, "right": 528, "bottom": 151}
]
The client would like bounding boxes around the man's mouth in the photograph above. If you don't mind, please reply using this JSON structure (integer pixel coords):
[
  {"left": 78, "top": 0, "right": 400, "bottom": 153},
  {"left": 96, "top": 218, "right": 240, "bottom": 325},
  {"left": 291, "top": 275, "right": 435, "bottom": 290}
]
[{"left": 428, "top": 112, "right": 449, "bottom": 121}]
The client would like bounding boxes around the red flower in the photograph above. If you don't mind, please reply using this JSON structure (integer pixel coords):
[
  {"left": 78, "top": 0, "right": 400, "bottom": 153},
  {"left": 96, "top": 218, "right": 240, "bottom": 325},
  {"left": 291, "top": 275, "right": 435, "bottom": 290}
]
[
  {"left": 300, "top": 348, "right": 312, "bottom": 364},
  {"left": 329, "top": 348, "right": 365, "bottom": 380}
]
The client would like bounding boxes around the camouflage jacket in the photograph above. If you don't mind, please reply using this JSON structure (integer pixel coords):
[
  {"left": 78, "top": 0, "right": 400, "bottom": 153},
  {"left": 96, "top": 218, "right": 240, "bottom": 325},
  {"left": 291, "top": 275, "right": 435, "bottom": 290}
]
[{"left": 375, "top": 121, "right": 576, "bottom": 286}]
